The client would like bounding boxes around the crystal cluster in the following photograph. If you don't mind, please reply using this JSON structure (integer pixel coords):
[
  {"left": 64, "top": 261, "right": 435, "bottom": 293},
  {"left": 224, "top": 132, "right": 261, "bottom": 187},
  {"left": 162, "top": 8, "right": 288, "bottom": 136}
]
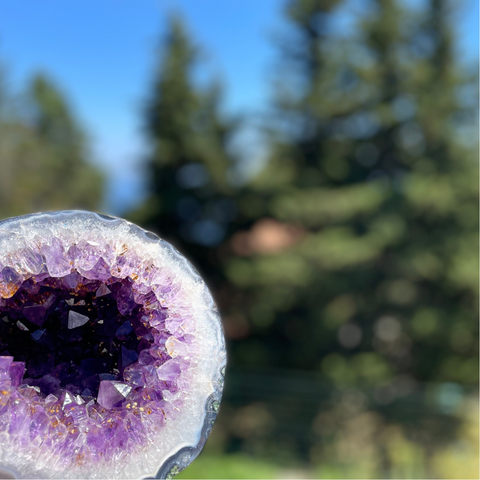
[{"left": 0, "top": 212, "right": 225, "bottom": 479}]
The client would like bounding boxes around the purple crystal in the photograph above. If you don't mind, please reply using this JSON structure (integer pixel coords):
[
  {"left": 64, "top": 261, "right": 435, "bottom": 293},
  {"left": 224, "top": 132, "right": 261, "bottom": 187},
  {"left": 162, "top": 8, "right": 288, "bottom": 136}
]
[
  {"left": 19, "top": 248, "right": 45, "bottom": 275},
  {"left": 36, "top": 374, "right": 61, "bottom": 395},
  {"left": 156, "top": 360, "right": 182, "bottom": 382},
  {"left": 117, "top": 283, "right": 136, "bottom": 315},
  {"left": 8, "top": 398, "right": 28, "bottom": 435},
  {"left": 1, "top": 267, "right": 21, "bottom": 285},
  {"left": 9, "top": 361, "right": 25, "bottom": 386},
  {"left": 96, "top": 283, "right": 111, "bottom": 297},
  {"left": 165, "top": 314, "right": 184, "bottom": 334},
  {"left": 121, "top": 346, "right": 138, "bottom": 368},
  {"left": 43, "top": 238, "right": 72, "bottom": 278},
  {"left": 81, "top": 258, "right": 111, "bottom": 281},
  {"left": 0, "top": 356, "right": 13, "bottom": 383},
  {"left": 0, "top": 267, "right": 22, "bottom": 298},
  {"left": 116, "top": 320, "right": 133, "bottom": 337},
  {"left": 97, "top": 380, "right": 132, "bottom": 409},
  {"left": 31, "top": 329, "right": 45, "bottom": 341},
  {"left": 0, "top": 356, "right": 13, "bottom": 371},
  {"left": 166, "top": 337, "right": 189, "bottom": 357},
  {"left": 67, "top": 310, "right": 90, "bottom": 329},
  {"left": 23, "top": 305, "right": 47, "bottom": 326},
  {"left": 123, "top": 364, "right": 145, "bottom": 387},
  {"left": 138, "top": 349, "right": 155, "bottom": 365}
]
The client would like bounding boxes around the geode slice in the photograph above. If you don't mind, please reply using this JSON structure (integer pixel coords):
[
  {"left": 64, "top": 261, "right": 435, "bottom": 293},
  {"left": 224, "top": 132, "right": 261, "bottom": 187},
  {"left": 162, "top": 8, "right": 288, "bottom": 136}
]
[{"left": 0, "top": 211, "right": 226, "bottom": 479}]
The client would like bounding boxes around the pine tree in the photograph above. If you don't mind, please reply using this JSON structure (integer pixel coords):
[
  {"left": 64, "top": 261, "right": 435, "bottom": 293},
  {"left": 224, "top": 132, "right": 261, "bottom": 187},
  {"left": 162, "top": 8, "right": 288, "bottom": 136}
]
[
  {"left": 222, "top": 0, "right": 478, "bottom": 465},
  {"left": 0, "top": 73, "right": 104, "bottom": 217},
  {"left": 130, "top": 16, "right": 239, "bottom": 283}
]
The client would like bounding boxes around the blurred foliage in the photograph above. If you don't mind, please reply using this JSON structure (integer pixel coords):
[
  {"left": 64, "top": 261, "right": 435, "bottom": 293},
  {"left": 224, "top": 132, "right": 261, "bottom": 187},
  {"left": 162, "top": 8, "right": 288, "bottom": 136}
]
[
  {"left": 0, "top": 73, "right": 104, "bottom": 216},
  {"left": 0, "top": 0, "right": 477, "bottom": 477},
  {"left": 177, "top": 395, "right": 479, "bottom": 479},
  {"left": 133, "top": 0, "right": 478, "bottom": 477},
  {"left": 129, "top": 15, "right": 239, "bottom": 289}
]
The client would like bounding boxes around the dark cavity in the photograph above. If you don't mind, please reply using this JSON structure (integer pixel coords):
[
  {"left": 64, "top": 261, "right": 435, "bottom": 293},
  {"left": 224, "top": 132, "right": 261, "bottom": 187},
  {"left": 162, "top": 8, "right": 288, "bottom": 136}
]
[{"left": 0, "top": 274, "right": 154, "bottom": 399}]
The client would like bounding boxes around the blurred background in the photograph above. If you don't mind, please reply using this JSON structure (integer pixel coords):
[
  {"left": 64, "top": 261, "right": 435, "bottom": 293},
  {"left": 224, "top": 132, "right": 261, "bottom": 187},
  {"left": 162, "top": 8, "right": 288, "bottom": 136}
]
[{"left": 0, "top": 0, "right": 478, "bottom": 477}]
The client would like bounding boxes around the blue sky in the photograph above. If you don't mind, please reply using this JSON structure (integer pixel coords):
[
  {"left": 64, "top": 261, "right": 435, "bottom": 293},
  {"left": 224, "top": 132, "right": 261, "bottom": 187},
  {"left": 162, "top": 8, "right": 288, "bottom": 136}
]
[{"left": 0, "top": 0, "right": 477, "bottom": 214}]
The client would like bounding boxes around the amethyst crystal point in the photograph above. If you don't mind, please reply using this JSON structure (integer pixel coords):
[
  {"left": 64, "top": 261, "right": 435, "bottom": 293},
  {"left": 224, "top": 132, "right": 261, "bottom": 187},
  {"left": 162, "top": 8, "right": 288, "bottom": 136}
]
[
  {"left": 97, "top": 380, "right": 131, "bottom": 409},
  {"left": 0, "top": 211, "right": 226, "bottom": 479},
  {"left": 67, "top": 310, "right": 90, "bottom": 329}
]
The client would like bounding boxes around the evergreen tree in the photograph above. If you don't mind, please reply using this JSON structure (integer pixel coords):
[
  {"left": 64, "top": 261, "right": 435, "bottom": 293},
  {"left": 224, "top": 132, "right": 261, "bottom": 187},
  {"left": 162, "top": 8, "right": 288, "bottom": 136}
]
[
  {"left": 0, "top": 73, "right": 104, "bottom": 217},
  {"left": 130, "top": 16, "right": 239, "bottom": 284},
  {"left": 221, "top": 0, "right": 478, "bottom": 465}
]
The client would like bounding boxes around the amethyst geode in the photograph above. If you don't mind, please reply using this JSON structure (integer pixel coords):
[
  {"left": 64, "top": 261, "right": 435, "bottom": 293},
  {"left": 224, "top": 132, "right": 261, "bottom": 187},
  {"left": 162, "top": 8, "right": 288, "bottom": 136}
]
[{"left": 0, "top": 211, "right": 225, "bottom": 479}]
